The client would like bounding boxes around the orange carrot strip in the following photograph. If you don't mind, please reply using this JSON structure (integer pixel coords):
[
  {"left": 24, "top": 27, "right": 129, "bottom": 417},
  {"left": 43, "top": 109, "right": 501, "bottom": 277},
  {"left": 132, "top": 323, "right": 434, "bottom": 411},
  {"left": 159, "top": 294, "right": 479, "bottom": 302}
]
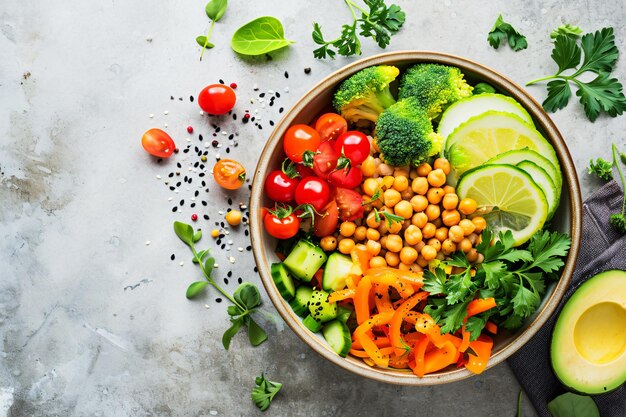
[
  {"left": 349, "top": 349, "right": 371, "bottom": 358},
  {"left": 414, "top": 313, "right": 447, "bottom": 348},
  {"left": 366, "top": 267, "right": 424, "bottom": 288},
  {"left": 390, "top": 292, "right": 428, "bottom": 356},
  {"left": 465, "top": 335, "right": 493, "bottom": 375},
  {"left": 424, "top": 341, "right": 458, "bottom": 374},
  {"left": 459, "top": 325, "right": 471, "bottom": 353},
  {"left": 345, "top": 275, "right": 357, "bottom": 290},
  {"left": 379, "top": 347, "right": 396, "bottom": 356},
  {"left": 351, "top": 245, "right": 372, "bottom": 275},
  {"left": 485, "top": 321, "right": 498, "bottom": 334},
  {"left": 367, "top": 273, "right": 414, "bottom": 298},
  {"left": 354, "top": 311, "right": 394, "bottom": 367},
  {"left": 404, "top": 311, "right": 420, "bottom": 324},
  {"left": 466, "top": 297, "right": 497, "bottom": 318},
  {"left": 412, "top": 334, "right": 429, "bottom": 377},
  {"left": 328, "top": 288, "right": 356, "bottom": 304},
  {"left": 351, "top": 336, "right": 390, "bottom": 350},
  {"left": 440, "top": 333, "right": 463, "bottom": 349},
  {"left": 374, "top": 284, "right": 394, "bottom": 313},
  {"left": 354, "top": 276, "right": 372, "bottom": 325}
]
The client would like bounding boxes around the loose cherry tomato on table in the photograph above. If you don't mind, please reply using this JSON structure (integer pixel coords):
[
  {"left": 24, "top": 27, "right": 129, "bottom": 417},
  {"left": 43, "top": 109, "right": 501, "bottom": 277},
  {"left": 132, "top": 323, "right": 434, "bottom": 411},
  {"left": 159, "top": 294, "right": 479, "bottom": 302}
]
[
  {"left": 313, "top": 200, "right": 339, "bottom": 237},
  {"left": 334, "top": 131, "right": 371, "bottom": 165},
  {"left": 198, "top": 84, "right": 236, "bottom": 115},
  {"left": 314, "top": 113, "right": 348, "bottom": 142},
  {"left": 328, "top": 166, "right": 363, "bottom": 188},
  {"left": 295, "top": 177, "right": 330, "bottom": 212},
  {"left": 263, "top": 206, "right": 300, "bottom": 239},
  {"left": 264, "top": 170, "right": 299, "bottom": 202},
  {"left": 141, "top": 128, "right": 176, "bottom": 158},
  {"left": 311, "top": 141, "right": 338, "bottom": 179},
  {"left": 283, "top": 124, "right": 321, "bottom": 163},
  {"left": 213, "top": 159, "right": 245, "bottom": 190},
  {"left": 336, "top": 187, "right": 365, "bottom": 221}
]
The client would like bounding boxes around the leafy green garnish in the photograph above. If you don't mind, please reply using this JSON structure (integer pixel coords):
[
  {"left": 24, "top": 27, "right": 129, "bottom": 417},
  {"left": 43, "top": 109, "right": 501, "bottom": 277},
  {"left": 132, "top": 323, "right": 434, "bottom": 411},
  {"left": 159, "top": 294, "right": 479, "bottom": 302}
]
[
  {"left": 361, "top": 188, "right": 381, "bottom": 205},
  {"left": 373, "top": 207, "right": 404, "bottom": 227},
  {"left": 487, "top": 14, "right": 528, "bottom": 52},
  {"left": 196, "top": 0, "right": 228, "bottom": 61},
  {"left": 231, "top": 16, "right": 294, "bottom": 56},
  {"left": 551, "top": 24, "right": 583, "bottom": 40},
  {"left": 515, "top": 390, "right": 523, "bottom": 417},
  {"left": 527, "top": 27, "right": 626, "bottom": 122},
  {"left": 588, "top": 157, "right": 613, "bottom": 180},
  {"left": 547, "top": 393, "right": 599, "bottom": 417},
  {"left": 588, "top": 144, "right": 626, "bottom": 234},
  {"left": 174, "top": 221, "right": 267, "bottom": 348},
  {"left": 251, "top": 373, "right": 282, "bottom": 412},
  {"left": 312, "top": 0, "right": 405, "bottom": 59}
]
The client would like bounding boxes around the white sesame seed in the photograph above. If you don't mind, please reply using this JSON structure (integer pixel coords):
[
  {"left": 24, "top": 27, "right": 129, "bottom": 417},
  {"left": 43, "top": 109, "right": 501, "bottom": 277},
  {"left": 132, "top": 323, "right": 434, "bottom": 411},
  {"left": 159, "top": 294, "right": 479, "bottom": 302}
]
[
  {"left": 209, "top": 411, "right": 218, "bottom": 416},
  {"left": 186, "top": 138, "right": 191, "bottom": 142},
  {"left": 174, "top": 189, "right": 179, "bottom": 193},
  {"left": 237, "top": 247, "right": 244, "bottom": 252},
  {"left": 225, "top": 247, "right": 230, "bottom": 251},
  {"left": 145, "top": 241, "right": 151, "bottom": 245},
  {"left": 284, "top": 87, "right": 290, "bottom": 93},
  {"left": 179, "top": 261, "right": 184, "bottom": 266},
  {"left": 217, "top": 144, "right": 222, "bottom": 148},
  {"left": 149, "top": 113, "right": 154, "bottom": 118},
  {"left": 164, "top": 110, "right": 169, "bottom": 115},
  {"left": 224, "top": 231, "right": 230, "bottom": 235},
  {"left": 258, "top": 98, "right": 264, "bottom": 103},
  {"left": 254, "top": 109, "right": 259, "bottom": 113},
  {"left": 268, "top": 90, "right": 274, "bottom": 94},
  {"left": 214, "top": 263, "right": 219, "bottom": 268},
  {"left": 199, "top": 111, "right": 204, "bottom": 115},
  {"left": 218, "top": 210, "right": 224, "bottom": 215},
  {"left": 156, "top": 175, "right": 162, "bottom": 179},
  {"left": 204, "top": 142, "right": 210, "bottom": 148},
  {"left": 215, "top": 153, "right": 221, "bottom": 159},
  {"left": 227, "top": 240, "right": 233, "bottom": 245},
  {"left": 229, "top": 256, "right": 236, "bottom": 264},
  {"left": 164, "top": 123, "right": 168, "bottom": 127},
  {"left": 222, "top": 131, "right": 228, "bottom": 135},
  {"left": 250, "top": 98, "right": 255, "bottom": 104},
  {"left": 191, "top": 197, "right": 196, "bottom": 201},
  {"left": 205, "top": 304, "right": 210, "bottom": 309},
  {"left": 168, "top": 197, "right": 173, "bottom": 201},
  {"left": 240, "top": 204, "right": 248, "bottom": 209}
]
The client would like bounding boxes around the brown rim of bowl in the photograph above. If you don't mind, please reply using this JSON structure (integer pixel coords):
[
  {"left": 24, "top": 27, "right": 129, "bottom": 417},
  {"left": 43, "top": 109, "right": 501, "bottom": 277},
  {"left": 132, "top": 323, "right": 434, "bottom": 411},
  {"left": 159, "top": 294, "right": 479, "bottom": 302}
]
[{"left": 250, "top": 51, "right": 582, "bottom": 385}]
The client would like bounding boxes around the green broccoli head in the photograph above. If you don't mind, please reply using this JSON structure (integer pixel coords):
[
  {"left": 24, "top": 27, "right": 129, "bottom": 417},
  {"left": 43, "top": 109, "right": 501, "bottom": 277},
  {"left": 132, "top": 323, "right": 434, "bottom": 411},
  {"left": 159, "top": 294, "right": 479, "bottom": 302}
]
[
  {"left": 398, "top": 64, "right": 473, "bottom": 119},
  {"left": 375, "top": 98, "right": 444, "bottom": 167},
  {"left": 333, "top": 65, "right": 400, "bottom": 125}
]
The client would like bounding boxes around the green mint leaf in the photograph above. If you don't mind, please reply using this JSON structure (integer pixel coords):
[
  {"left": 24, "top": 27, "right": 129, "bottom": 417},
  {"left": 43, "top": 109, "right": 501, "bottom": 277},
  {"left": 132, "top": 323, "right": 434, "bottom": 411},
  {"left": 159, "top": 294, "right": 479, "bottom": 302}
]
[
  {"left": 588, "top": 157, "right": 614, "bottom": 180},
  {"left": 547, "top": 393, "right": 600, "bottom": 417},
  {"left": 575, "top": 72, "right": 626, "bottom": 122},
  {"left": 551, "top": 24, "right": 583, "bottom": 40},
  {"left": 551, "top": 34, "right": 581, "bottom": 73},
  {"left": 205, "top": 0, "right": 227, "bottom": 22},
  {"left": 487, "top": 14, "right": 527, "bottom": 51},
  {"left": 231, "top": 16, "right": 294, "bottom": 56},
  {"left": 193, "top": 230, "right": 202, "bottom": 243},
  {"left": 222, "top": 317, "right": 245, "bottom": 349},
  {"left": 195, "top": 36, "right": 215, "bottom": 48},
  {"left": 234, "top": 282, "right": 262, "bottom": 310},
  {"left": 186, "top": 281, "right": 209, "bottom": 299},
  {"left": 251, "top": 373, "right": 282, "bottom": 412},
  {"left": 247, "top": 317, "right": 268, "bottom": 346},
  {"left": 174, "top": 221, "right": 195, "bottom": 247},
  {"left": 579, "top": 27, "right": 619, "bottom": 75},
  {"left": 423, "top": 268, "right": 447, "bottom": 295},
  {"left": 543, "top": 79, "right": 572, "bottom": 113}
]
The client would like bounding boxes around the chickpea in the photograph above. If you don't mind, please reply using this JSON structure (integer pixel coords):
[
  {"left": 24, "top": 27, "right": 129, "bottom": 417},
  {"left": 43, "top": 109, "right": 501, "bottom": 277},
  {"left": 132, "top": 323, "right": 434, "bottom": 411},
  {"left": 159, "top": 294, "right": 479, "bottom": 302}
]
[
  {"left": 476, "top": 253, "right": 485, "bottom": 264},
  {"left": 366, "top": 239, "right": 382, "bottom": 256},
  {"left": 362, "top": 178, "right": 380, "bottom": 196},
  {"left": 436, "top": 252, "right": 445, "bottom": 261},
  {"left": 449, "top": 225, "right": 465, "bottom": 243},
  {"left": 427, "top": 187, "right": 445, "bottom": 204},
  {"left": 400, "top": 246, "right": 418, "bottom": 265},
  {"left": 404, "top": 225, "right": 423, "bottom": 246},
  {"left": 383, "top": 189, "right": 402, "bottom": 207},
  {"left": 366, "top": 228, "right": 380, "bottom": 241},
  {"left": 382, "top": 175, "right": 395, "bottom": 190},
  {"left": 459, "top": 238, "right": 472, "bottom": 253},
  {"left": 391, "top": 175, "right": 409, "bottom": 192},
  {"left": 398, "top": 262, "right": 411, "bottom": 271},
  {"left": 412, "top": 212, "right": 428, "bottom": 228},
  {"left": 442, "top": 239, "right": 457, "bottom": 255},
  {"left": 379, "top": 235, "right": 388, "bottom": 249},
  {"left": 354, "top": 225, "right": 367, "bottom": 241},
  {"left": 459, "top": 219, "right": 476, "bottom": 236},
  {"left": 387, "top": 219, "right": 403, "bottom": 234},
  {"left": 339, "top": 238, "right": 355, "bottom": 254},
  {"left": 422, "top": 222, "right": 436, "bottom": 239},
  {"left": 410, "top": 195, "right": 429, "bottom": 213},
  {"left": 411, "top": 177, "right": 429, "bottom": 195},
  {"left": 458, "top": 198, "right": 478, "bottom": 215},
  {"left": 442, "top": 209, "right": 461, "bottom": 227},
  {"left": 410, "top": 264, "right": 424, "bottom": 273},
  {"left": 466, "top": 248, "right": 479, "bottom": 262},
  {"left": 414, "top": 241, "right": 426, "bottom": 253},
  {"left": 370, "top": 199, "right": 383, "bottom": 210},
  {"left": 433, "top": 158, "right": 451, "bottom": 175},
  {"left": 435, "top": 227, "right": 448, "bottom": 242},
  {"left": 225, "top": 210, "right": 242, "bottom": 226},
  {"left": 432, "top": 217, "right": 443, "bottom": 228},
  {"left": 427, "top": 169, "right": 447, "bottom": 187},
  {"left": 339, "top": 221, "right": 356, "bottom": 237},
  {"left": 393, "top": 167, "right": 410, "bottom": 177},
  {"left": 443, "top": 185, "right": 456, "bottom": 195},
  {"left": 425, "top": 204, "right": 441, "bottom": 221},
  {"left": 472, "top": 216, "right": 487, "bottom": 232},
  {"left": 385, "top": 251, "right": 400, "bottom": 267},
  {"left": 416, "top": 255, "right": 429, "bottom": 268},
  {"left": 467, "top": 232, "right": 479, "bottom": 245},
  {"left": 421, "top": 245, "right": 437, "bottom": 261},
  {"left": 416, "top": 162, "right": 432, "bottom": 177},
  {"left": 385, "top": 234, "right": 403, "bottom": 253},
  {"left": 319, "top": 236, "right": 337, "bottom": 251},
  {"left": 366, "top": 211, "right": 381, "bottom": 228},
  {"left": 401, "top": 188, "right": 414, "bottom": 201},
  {"left": 370, "top": 256, "right": 387, "bottom": 268},
  {"left": 427, "top": 238, "right": 442, "bottom": 252},
  {"left": 442, "top": 193, "right": 460, "bottom": 210},
  {"left": 409, "top": 169, "right": 419, "bottom": 180},
  {"left": 361, "top": 155, "right": 377, "bottom": 177},
  {"left": 377, "top": 163, "right": 393, "bottom": 176},
  {"left": 394, "top": 200, "right": 413, "bottom": 219}
]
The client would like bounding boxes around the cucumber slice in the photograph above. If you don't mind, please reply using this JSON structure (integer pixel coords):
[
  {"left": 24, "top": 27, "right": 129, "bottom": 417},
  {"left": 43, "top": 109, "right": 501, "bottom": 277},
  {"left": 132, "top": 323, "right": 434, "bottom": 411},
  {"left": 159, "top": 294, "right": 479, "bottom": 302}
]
[
  {"left": 485, "top": 148, "right": 562, "bottom": 191},
  {"left": 517, "top": 161, "right": 559, "bottom": 221},
  {"left": 289, "top": 286, "right": 313, "bottom": 317},
  {"left": 322, "top": 320, "right": 352, "bottom": 358},
  {"left": 308, "top": 290, "right": 338, "bottom": 323},
  {"left": 283, "top": 240, "right": 327, "bottom": 282},
  {"left": 270, "top": 263, "right": 296, "bottom": 301},
  {"left": 322, "top": 252, "right": 353, "bottom": 291},
  {"left": 438, "top": 93, "right": 533, "bottom": 140},
  {"left": 302, "top": 315, "right": 322, "bottom": 332},
  {"left": 337, "top": 305, "right": 353, "bottom": 323}
]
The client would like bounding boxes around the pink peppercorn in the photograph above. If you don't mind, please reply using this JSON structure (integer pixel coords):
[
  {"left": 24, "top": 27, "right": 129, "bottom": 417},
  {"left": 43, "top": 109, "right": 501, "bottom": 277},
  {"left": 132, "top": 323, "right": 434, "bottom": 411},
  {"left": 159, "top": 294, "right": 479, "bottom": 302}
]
[
  {"left": 230, "top": 82, "right": 237, "bottom": 89},
  {"left": 243, "top": 113, "right": 251, "bottom": 119},
  {"left": 187, "top": 126, "right": 194, "bottom": 133},
  {"left": 191, "top": 214, "right": 198, "bottom": 221}
]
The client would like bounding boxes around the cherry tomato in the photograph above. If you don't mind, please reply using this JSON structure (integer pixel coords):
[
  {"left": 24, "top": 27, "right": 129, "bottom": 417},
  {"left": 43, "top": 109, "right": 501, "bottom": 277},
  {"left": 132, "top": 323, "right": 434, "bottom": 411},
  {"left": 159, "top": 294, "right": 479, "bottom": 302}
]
[
  {"left": 336, "top": 187, "right": 365, "bottom": 221},
  {"left": 334, "top": 131, "right": 371, "bottom": 165},
  {"left": 295, "top": 164, "right": 315, "bottom": 178},
  {"left": 283, "top": 124, "right": 321, "bottom": 163},
  {"left": 295, "top": 177, "right": 330, "bottom": 212},
  {"left": 141, "top": 128, "right": 176, "bottom": 158},
  {"left": 264, "top": 208, "right": 300, "bottom": 239},
  {"left": 313, "top": 200, "right": 339, "bottom": 237},
  {"left": 198, "top": 84, "right": 236, "bottom": 115},
  {"left": 328, "top": 167, "right": 363, "bottom": 188},
  {"left": 213, "top": 159, "right": 246, "bottom": 190},
  {"left": 312, "top": 141, "right": 338, "bottom": 179},
  {"left": 314, "top": 113, "right": 348, "bottom": 142},
  {"left": 264, "top": 170, "right": 299, "bottom": 202}
]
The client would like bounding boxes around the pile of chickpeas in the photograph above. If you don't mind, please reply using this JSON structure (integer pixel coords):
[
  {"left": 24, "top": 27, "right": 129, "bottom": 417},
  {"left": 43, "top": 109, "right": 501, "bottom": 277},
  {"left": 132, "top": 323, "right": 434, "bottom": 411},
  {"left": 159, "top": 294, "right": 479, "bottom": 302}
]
[{"left": 318, "top": 153, "right": 487, "bottom": 272}]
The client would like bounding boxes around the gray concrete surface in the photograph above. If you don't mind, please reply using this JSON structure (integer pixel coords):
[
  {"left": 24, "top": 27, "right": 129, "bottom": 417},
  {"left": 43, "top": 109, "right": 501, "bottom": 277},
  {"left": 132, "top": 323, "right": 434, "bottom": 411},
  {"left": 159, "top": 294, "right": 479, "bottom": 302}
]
[{"left": 1, "top": 0, "right": 625, "bottom": 416}]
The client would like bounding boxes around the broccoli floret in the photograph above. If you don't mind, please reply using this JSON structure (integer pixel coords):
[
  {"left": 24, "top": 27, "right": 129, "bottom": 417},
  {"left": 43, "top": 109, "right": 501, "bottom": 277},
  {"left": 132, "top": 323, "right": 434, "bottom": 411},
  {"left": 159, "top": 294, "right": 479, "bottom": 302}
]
[
  {"left": 398, "top": 64, "right": 473, "bottom": 119},
  {"left": 333, "top": 65, "right": 400, "bottom": 125},
  {"left": 375, "top": 98, "right": 444, "bottom": 166}
]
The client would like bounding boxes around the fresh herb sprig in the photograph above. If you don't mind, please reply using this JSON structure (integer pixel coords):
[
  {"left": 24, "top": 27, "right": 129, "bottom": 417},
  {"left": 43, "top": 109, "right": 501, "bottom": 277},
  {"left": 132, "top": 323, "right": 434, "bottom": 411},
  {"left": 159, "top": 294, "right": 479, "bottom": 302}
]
[
  {"left": 251, "top": 373, "right": 282, "bottom": 412},
  {"left": 487, "top": 14, "right": 528, "bottom": 52},
  {"left": 312, "top": 0, "right": 405, "bottom": 59},
  {"left": 372, "top": 207, "right": 404, "bottom": 227},
  {"left": 196, "top": 0, "right": 228, "bottom": 61},
  {"left": 423, "top": 228, "right": 571, "bottom": 338},
  {"left": 547, "top": 393, "right": 600, "bottom": 417},
  {"left": 550, "top": 24, "right": 583, "bottom": 40},
  {"left": 526, "top": 27, "right": 626, "bottom": 122},
  {"left": 174, "top": 221, "right": 268, "bottom": 348},
  {"left": 589, "top": 144, "right": 626, "bottom": 234}
]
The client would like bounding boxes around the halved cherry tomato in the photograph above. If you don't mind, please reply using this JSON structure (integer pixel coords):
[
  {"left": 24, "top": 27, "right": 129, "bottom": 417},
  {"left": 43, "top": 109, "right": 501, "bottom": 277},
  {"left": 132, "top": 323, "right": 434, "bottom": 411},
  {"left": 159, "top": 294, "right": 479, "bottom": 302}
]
[
  {"left": 283, "top": 125, "right": 321, "bottom": 163},
  {"left": 336, "top": 187, "right": 365, "bottom": 221},
  {"left": 334, "top": 131, "right": 371, "bottom": 165},
  {"left": 314, "top": 200, "right": 339, "bottom": 237},
  {"left": 263, "top": 206, "right": 300, "bottom": 239},
  {"left": 198, "top": 84, "right": 236, "bottom": 115},
  {"left": 328, "top": 167, "right": 363, "bottom": 188},
  {"left": 213, "top": 159, "right": 245, "bottom": 190},
  {"left": 141, "top": 128, "right": 176, "bottom": 158},
  {"left": 264, "top": 170, "right": 299, "bottom": 202},
  {"left": 295, "top": 177, "right": 330, "bottom": 212},
  {"left": 312, "top": 141, "right": 338, "bottom": 179},
  {"left": 315, "top": 113, "right": 348, "bottom": 142}
]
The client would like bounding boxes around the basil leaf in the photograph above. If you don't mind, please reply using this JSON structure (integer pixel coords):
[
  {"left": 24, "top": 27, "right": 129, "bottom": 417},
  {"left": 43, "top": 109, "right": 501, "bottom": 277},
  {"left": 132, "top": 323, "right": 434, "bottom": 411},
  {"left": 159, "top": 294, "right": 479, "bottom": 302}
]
[
  {"left": 234, "top": 283, "right": 261, "bottom": 310},
  {"left": 231, "top": 16, "right": 294, "bottom": 56},
  {"left": 174, "top": 221, "right": 195, "bottom": 246},
  {"left": 196, "top": 36, "right": 215, "bottom": 49},
  {"left": 247, "top": 318, "right": 268, "bottom": 346},
  {"left": 222, "top": 317, "right": 244, "bottom": 349},
  {"left": 547, "top": 393, "right": 599, "bottom": 417},
  {"left": 205, "top": 0, "right": 227, "bottom": 22},
  {"left": 186, "top": 281, "right": 208, "bottom": 298}
]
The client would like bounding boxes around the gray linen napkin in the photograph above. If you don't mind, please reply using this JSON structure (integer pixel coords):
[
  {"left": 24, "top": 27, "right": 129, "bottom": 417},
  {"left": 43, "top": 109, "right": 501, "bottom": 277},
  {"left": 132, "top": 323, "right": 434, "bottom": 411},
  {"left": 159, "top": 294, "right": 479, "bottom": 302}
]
[{"left": 508, "top": 180, "right": 626, "bottom": 417}]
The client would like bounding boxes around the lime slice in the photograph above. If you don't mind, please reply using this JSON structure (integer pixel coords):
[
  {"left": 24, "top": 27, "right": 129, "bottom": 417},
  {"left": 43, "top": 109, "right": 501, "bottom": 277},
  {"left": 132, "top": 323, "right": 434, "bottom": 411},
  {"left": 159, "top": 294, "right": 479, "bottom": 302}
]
[
  {"left": 438, "top": 93, "right": 533, "bottom": 140},
  {"left": 457, "top": 164, "right": 548, "bottom": 246},
  {"left": 485, "top": 148, "right": 562, "bottom": 191},
  {"left": 516, "top": 161, "right": 559, "bottom": 220},
  {"left": 444, "top": 111, "right": 560, "bottom": 184}
]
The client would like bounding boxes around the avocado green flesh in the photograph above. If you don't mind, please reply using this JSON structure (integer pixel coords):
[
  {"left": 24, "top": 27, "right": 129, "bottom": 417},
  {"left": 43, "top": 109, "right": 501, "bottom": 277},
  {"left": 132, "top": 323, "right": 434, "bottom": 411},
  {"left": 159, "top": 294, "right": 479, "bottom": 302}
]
[{"left": 551, "top": 270, "right": 626, "bottom": 394}]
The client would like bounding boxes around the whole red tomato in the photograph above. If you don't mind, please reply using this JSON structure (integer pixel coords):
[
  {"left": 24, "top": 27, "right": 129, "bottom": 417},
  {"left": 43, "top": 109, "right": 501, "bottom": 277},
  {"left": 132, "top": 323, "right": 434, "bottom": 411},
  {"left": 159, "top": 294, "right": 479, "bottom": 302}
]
[
  {"left": 312, "top": 141, "right": 338, "bottom": 179},
  {"left": 295, "top": 177, "right": 330, "bottom": 212},
  {"left": 264, "top": 170, "right": 299, "bottom": 202},
  {"left": 336, "top": 187, "right": 365, "bottom": 221},
  {"left": 334, "top": 131, "right": 371, "bottom": 165},
  {"left": 295, "top": 164, "right": 315, "bottom": 178},
  {"left": 141, "top": 128, "right": 176, "bottom": 158},
  {"left": 198, "top": 84, "right": 236, "bottom": 115},
  {"left": 263, "top": 206, "right": 300, "bottom": 239},
  {"left": 313, "top": 200, "right": 339, "bottom": 237},
  {"left": 283, "top": 124, "right": 321, "bottom": 163},
  {"left": 314, "top": 113, "right": 348, "bottom": 142},
  {"left": 328, "top": 167, "right": 363, "bottom": 189}
]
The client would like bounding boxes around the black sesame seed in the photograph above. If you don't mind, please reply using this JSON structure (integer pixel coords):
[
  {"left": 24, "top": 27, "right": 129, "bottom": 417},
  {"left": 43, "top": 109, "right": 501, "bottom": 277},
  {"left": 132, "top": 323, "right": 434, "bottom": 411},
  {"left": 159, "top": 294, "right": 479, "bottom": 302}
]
[
  {"left": 276, "top": 92, "right": 281, "bottom": 98},
  {"left": 180, "top": 199, "right": 184, "bottom": 206},
  {"left": 190, "top": 95, "right": 195, "bottom": 102},
  {"left": 220, "top": 244, "right": 225, "bottom": 249},
  {"left": 223, "top": 278, "right": 229, "bottom": 285},
  {"left": 304, "top": 67, "right": 311, "bottom": 74},
  {"left": 254, "top": 266, "right": 258, "bottom": 272},
  {"left": 171, "top": 254, "right": 175, "bottom": 260},
  {"left": 174, "top": 148, "right": 179, "bottom": 154},
  {"left": 202, "top": 201, "right": 207, "bottom": 206},
  {"left": 284, "top": 71, "right": 289, "bottom": 78},
  {"left": 219, "top": 79, "right": 224, "bottom": 84},
  {"left": 242, "top": 117, "right": 249, "bottom": 124},
  {"left": 168, "top": 173, "right": 174, "bottom": 178},
  {"left": 226, "top": 148, "right": 230, "bottom": 153},
  {"left": 279, "top": 107, "right": 284, "bottom": 113},
  {"left": 227, "top": 198, "right": 233, "bottom": 205},
  {"left": 203, "top": 214, "right": 210, "bottom": 220},
  {"left": 258, "top": 125, "right": 263, "bottom": 130},
  {"left": 238, "top": 277, "right": 243, "bottom": 284},
  {"left": 199, "top": 172, "right": 205, "bottom": 177},
  {"left": 215, "top": 298, "right": 222, "bottom": 303},
  {"left": 227, "top": 271, "right": 233, "bottom": 277},
  {"left": 233, "top": 113, "right": 237, "bottom": 120},
  {"left": 199, "top": 134, "right": 203, "bottom": 141},
  {"left": 228, "top": 134, "right": 234, "bottom": 140},
  {"left": 244, "top": 229, "right": 249, "bottom": 236},
  {"left": 191, "top": 203, "right": 196, "bottom": 208},
  {"left": 269, "top": 120, "right": 275, "bottom": 126},
  {"left": 215, "top": 126, "right": 221, "bottom": 132},
  {"left": 172, "top": 206, "right": 178, "bottom": 212},
  {"left": 194, "top": 190, "right": 200, "bottom": 197},
  {"left": 169, "top": 186, "right": 176, "bottom": 191},
  {"left": 183, "top": 148, "right": 189, "bottom": 153},
  {"left": 259, "top": 93, "right": 266, "bottom": 98},
  {"left": 170, "top": 95, "right": 174, "bottom": 100}
]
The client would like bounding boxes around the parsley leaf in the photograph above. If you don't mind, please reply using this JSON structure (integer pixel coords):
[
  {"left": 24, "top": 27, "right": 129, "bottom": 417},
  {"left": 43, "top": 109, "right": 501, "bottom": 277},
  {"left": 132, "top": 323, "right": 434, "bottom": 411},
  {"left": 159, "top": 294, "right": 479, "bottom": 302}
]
[
  {"left": 439, "top": 299, "right": 470, "bottom": 334},
  {"left": 423, "top": 267, "right": 447, "bottom": 295},
  {"left": 551, "top": 24, "right": 583, "bottom": 40},
  {"left": 588, "top": 157, "right": 613, "bottom": 180},
  {"left": 465, "top": 314, "right": 489, "bottom": 341},
  {"left": 487, "top": 14, "right": 528, "bottom": 51},
  {"left": 251, "top": 373, "right": 282, "bottom": 412}
]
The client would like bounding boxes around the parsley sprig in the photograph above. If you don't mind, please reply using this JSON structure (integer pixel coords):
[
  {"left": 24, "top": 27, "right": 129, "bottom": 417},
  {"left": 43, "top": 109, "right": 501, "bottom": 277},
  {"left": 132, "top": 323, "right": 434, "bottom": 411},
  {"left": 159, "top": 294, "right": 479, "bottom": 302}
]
[
  {"left": 423, "top": 228, "right": 571, "bottom": 338},
  {"left": 251, "top": 373, "right": 282, "bottom": 412},
  {"left": 526, "top": 27, "right": 626, "bottom": 122},
  {"left": 487, "top": 14, "right": 528, "bottom": 52},
  {"left": 312, "top": 0, "right": 405, "bottom": 59},
  {"left": 588, "top": 143, "right": 626, "bottom": 234}
]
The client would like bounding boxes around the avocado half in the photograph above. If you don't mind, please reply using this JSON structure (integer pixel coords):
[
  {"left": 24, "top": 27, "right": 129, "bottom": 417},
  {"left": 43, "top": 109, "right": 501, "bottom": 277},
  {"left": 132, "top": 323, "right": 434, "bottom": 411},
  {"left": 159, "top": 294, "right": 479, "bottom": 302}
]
[{"left": 551, "top": 270, "right": 626, "bottom": 394}]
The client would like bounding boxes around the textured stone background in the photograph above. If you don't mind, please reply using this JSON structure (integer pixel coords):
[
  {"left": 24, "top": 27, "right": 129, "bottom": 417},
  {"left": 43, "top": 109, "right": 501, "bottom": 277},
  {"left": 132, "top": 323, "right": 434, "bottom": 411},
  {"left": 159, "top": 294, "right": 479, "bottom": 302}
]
[{"left": 1, "top": 0, "right": 625, "bottom": 416}]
